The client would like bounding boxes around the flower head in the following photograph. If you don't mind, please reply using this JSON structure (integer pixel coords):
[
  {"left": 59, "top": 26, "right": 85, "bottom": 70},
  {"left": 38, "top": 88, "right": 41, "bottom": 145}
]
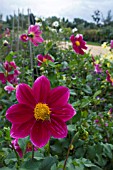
[
  {"left": 0, "top": 61, "right": 20, "bottom": 84},
  {"left": 20, "top": 34, "right": 29, "bottom": 42},
  {"left": 106, "top": 70, "right": 113, "bottom": 86},
  {"left": 70, "top": 34, "right": 87, "bottom": 55},
  {"left": 6, "top": 75, "right": 76, "bottom": 148},
  {"left": 20, "top": 25, "right": 44, "bottom": 46},
  {"left": 4, "top": 85, "right": 16, "bottom": 93},
  {"left": 92, "top": 56, "right": 102, "bottom": 74},
  {"left": 37, "top": 54, "right": 54, "bottom": 66},
  {"left": 28, "top": 25, "right": 44, "bottom": 46}
]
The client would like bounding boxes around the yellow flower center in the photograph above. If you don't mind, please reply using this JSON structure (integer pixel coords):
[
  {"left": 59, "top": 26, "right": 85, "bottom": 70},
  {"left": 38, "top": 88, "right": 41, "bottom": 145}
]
[
  {"left": 43, "top": 58, "right": 47, "bottom": 62},
  {"left": 34, "top": 103, "right": 51, "bottom": 121},
  {"left": 75, "top": 41, "right": 80, "bottom": 46},
  {"left": 27, "top": 142, "right": 32, "bottom": 149}
]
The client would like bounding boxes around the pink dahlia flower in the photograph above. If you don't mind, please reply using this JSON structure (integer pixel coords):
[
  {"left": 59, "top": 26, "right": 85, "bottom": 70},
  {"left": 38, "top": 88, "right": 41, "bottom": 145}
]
[
  {"left": 4, "top": 85, "right": 15, "bottom": 93},
  {"left": 37, "top": 54, "right": 54, "bottom": 66},
  {"left": 28, "top": 25, "right": 44, "bottom": 46},
  {"left": 20, "top": 34, "right": 29, "bottom": 42},
  {"left": 110, "top": 40, "right": 113, "bottom": 49},
  {"left": 92, "top": 56, "right": 102, "bottom": 74},
  {"left": 0, "top": 61, "right": 21, "bottom": 84},
  {"left": 6, "top": 75, "right": 76, "bottom": 148},
  {"left": 70, "top": 34, "right": 87, "bottom": 55},
  {"left": 106, "top": 70, "right": 113, "bottom": 86}
]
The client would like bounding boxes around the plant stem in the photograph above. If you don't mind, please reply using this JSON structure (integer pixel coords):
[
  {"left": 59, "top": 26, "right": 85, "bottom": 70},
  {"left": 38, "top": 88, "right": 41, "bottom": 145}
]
[
  {"left": 32, "top": 145, "right": 34, "bottom": 160},
  {"left": 63, "top": 132, "right": 79, "bottom": 170}
]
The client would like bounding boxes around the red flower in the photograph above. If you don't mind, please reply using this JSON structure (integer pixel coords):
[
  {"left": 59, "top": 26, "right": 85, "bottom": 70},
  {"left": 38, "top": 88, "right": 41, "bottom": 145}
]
[
  {"left": 70, "top": 34, "right": 87, "bottom": 55},
  {"left": 37, "top": 54, "right": 54, "bottom": 66},
  {"left": 6, "top": 76, "right": 76, "bottom": 148}
]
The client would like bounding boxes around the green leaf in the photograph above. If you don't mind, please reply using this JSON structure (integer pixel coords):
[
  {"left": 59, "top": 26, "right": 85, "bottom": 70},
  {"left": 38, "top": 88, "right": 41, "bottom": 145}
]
[
  {"left": 39, "top": 156, "right": 57, "bottom": 170},
  {"left": 93, "top": 90, "right": 101, "bottom": 99},
  {"left": 5, "top": 51, "right": 15, "bottom": 62},
  {"left": 21, "top": 158, "right": 40, "bottom": 170}
]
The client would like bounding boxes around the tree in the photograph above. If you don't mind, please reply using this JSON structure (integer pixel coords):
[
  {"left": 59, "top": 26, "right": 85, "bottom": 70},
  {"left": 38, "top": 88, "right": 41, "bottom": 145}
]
[{"left": 92, "top": 10, "right": 101, "bottom": 26}]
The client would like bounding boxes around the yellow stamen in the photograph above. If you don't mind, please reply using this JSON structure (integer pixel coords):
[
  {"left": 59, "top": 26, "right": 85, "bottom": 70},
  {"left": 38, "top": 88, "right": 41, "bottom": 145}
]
[
  {"left": 75, "top": 41, "right": 80, "bottom": 46},
  {"left": 27, "top": 142, "right": 32, "bottom": 149},
  {"left": 43, "top": 58, "right": 47, "bottom": 62},
  {"left": 34, "top": 103, "right": 51, "bottom": 121}
]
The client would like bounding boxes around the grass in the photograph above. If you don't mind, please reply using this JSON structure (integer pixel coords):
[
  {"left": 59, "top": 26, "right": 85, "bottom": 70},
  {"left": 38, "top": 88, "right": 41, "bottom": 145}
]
[{"left": 87, "top": 41, "right": 101, "bottom": 46}]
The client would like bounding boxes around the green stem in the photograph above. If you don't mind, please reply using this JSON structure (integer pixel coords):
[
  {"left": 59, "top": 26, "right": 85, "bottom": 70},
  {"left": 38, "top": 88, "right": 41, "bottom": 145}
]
[
  {"left": 32, "top": 145, "right": 34, "bottom": 160},
  {"left": 63, "top": 132, "right": 79, "bottom": 170},
  {"left": 11, "top": 143, "right": 20, "bottom": 167}
]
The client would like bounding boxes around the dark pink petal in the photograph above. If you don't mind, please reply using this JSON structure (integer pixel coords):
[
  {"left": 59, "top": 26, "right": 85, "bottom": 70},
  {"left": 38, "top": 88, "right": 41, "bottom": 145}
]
[
  {"left": 47, "top": 86, "right": 70, "bottom": 107},
  {"left": 37, "top": 54, "right": 43, "bottom": 66},
  {"left": 47, "top": 116, "right": 67, "bottom": 138},
  {"left": 10, "top": 118, "right": 35, "bottom": 138},
  {"left": 70, "top": 34, "right": 75, "bottom": 42},
  {"left": 7, "top": 74, "right": 14, "bottom": 82},
  {"left": 0, "top": 73, "right": 6, "bottom": 84},
  {"left": 16, "top": 83, "right": 36, "bottom": 108},
  {"left": 6, "top": 104, "right": 34, "bottom": 123},
  {"left": 30, "top": 121, "right": 51, "bottom": 148},
  {"left": 32, "top": 75, "right": 50, "bottom": 103},
  {"left": 79, "top": 48, "right": 85, "bottom": 55},
  {"left": 51, "top": 104, "right": 76, "bottom": 122}
]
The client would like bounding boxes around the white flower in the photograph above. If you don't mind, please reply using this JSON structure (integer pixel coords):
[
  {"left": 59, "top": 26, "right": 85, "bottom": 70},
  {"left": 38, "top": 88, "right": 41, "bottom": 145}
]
[
  {"left": 52, "top": 21, "right": 59, "bottom": 27},
  {"left": 72, "top": 27, "right": 78, "bottom": 33}
]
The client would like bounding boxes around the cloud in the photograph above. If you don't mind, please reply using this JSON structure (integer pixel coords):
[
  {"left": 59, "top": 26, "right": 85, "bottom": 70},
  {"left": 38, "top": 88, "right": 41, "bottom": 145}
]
[{"left": 1, "top": 0, "right": 113, "bottom": 22}]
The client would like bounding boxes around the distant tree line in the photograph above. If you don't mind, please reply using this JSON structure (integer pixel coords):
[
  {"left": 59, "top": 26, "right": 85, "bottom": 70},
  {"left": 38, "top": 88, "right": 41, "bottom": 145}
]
[{"left": 0, "top": 9, "right": 113, "bottom": 43}]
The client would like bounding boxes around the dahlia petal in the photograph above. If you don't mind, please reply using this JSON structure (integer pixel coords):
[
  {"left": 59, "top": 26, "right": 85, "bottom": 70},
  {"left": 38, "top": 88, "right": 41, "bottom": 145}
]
[
  {"left": 47, "top": 116, "right": 68, "bottom": 138},
  {"left": 34, "top": 36, "right": 44, "bottom": 43},
  {"left": 70, "top": 34, "right": 75, "bottom": 42},
  {"left": 6, "top": 104, "right": 34, "bottom": 123},
  {"left": 47, "top": 86, "right": 70, "bottom": 107},
  {"left": 30, "top": 121, "right": 50, "bottom": 148},
  {"left": 0, "top": 73, "right": 6, "bottom": 84},
  {"left": 32, "top": 75, "right": 50, "bottom": 103},
  {"left": 51, "top": 104, "right": 76, "bottom": 122},
  {"left": 10, "top": 118, "right": 35, "bottom": 138},
  {"left": 16, "top": 83, "right": 36, "bottom": 108},
  {"left": 79, "top": 48, "right": 85, "bottom": 55}
]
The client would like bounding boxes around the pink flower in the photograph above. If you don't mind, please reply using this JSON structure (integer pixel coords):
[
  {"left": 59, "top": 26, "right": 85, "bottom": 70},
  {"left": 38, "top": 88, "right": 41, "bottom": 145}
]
[
  {"left": 37, "top": 54, "right": 54, "bottom": 66},
  {"left": 70, "top": 34, "right": 87, "bottom": 55},
  {"left": 106, "top": 70, "right": 113, "bottom": 86},
  {"left": 11, "top": 139, "right": 37, "bottom": 158},
  {"left": 110, "top": 40, "right": 113, "bottom": 49},
  {"left": 28, "top": 25, "right": 44, "bottom": 46},
  {"left": 0, "top": 61, "right": 21, "bottom": 84},
  {"left": 11, "top": 139, "right": 23, "bottom": 158},
  {"left": 6, "top": 75, "right": 76, "bottom": 148},
  {"left": 20, "top": 34, "right": 29, "bottom": 42},
  {"left": 4, "top": 28, "right": 10, "bottom": 37},
  {"left": 92, "top": 56, "right": 102, "bottom": 73},
  {"left": 4, "top": 85, "right": 15, "bottom": 93},
  {"left": 94, "top": 64, "right": 102, "bottom": 73}
]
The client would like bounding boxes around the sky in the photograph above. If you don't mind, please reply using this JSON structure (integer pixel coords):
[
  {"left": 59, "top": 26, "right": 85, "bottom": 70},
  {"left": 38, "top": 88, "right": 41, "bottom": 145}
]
[{"left": 0, "top": 0, "right": 113, "bottom": 22}]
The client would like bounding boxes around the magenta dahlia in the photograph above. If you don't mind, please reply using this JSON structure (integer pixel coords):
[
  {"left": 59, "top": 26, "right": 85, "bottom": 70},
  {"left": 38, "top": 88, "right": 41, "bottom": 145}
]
[
  {"left": 6, "top": 76, "right": 76, "bottom": 148},
  {"left": 37, "top": 54, "right": 54, "bottom": 66},
  {"left": 28, "top": 25, "right": 44, "bottom": 46},
  {"left": 70, "top": 34, "right": 87, "bottom": 55}
]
